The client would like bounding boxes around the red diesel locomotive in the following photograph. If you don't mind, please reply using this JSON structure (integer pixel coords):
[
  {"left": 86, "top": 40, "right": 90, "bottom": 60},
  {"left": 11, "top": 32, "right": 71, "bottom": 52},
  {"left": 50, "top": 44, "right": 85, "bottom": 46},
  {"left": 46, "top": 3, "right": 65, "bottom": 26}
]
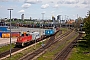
[{"left": 16, "top": 32, "right": 32, "bottom": 46}]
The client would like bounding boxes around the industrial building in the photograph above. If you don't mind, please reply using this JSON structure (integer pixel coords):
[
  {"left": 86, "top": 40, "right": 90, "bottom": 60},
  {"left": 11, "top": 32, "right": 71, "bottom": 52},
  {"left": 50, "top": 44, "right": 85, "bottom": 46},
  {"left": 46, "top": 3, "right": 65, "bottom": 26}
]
[{"left": 21, "top": 14, "right": 24, "bottom": 21}]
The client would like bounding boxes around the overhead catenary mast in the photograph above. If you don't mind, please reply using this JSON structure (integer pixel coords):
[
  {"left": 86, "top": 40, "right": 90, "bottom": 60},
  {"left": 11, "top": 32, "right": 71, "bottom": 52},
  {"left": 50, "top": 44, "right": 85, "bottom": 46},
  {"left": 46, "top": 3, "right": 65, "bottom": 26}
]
[{"left": 7, "top": 8, "right": 13, "bottom": 58}]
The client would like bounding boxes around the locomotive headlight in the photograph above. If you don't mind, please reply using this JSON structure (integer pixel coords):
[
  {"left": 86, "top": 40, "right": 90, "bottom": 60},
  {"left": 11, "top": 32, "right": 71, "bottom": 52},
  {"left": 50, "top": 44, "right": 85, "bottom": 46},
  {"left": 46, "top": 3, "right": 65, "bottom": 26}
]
[
  {"left": 15, "top": 43, "right": 16, "bottom": 44},
  {"left": 48, "top": 31, "right": 49, "bottom": 33}
]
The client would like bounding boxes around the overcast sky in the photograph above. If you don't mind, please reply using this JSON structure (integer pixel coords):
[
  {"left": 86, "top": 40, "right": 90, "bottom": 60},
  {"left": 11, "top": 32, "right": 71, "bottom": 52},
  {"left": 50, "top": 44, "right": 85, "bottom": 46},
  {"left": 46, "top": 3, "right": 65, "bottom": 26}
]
[{"left": 0, "top": 0, "right": 90, "bottom": 20}]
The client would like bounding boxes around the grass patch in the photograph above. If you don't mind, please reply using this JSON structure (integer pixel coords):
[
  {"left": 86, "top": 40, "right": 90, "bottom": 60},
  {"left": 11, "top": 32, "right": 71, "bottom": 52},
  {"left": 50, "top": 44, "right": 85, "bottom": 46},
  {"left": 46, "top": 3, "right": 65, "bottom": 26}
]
[
  {"left": 55, "top": 28, "right": 69, "bottom": 38},
  {"left": 4, "top": 53, "right": 23, "bottom": 60},
  {"left": 68, "top": 47, "right": 90, "bottom": 60},
  {"left": 60, "top": 28, "right": 68, "bottom": 34},
  {"left": 0, "top": 44, "right": 15, "bottom": 53},
  {"left": 68, "top": 34, "right": 90, "bottom": 60},
  {"left": 55, "top": 31, "right": 61, "bottom": 38},
  {"left": 60, "top": 28, "right": 68, "bottom": 31}
]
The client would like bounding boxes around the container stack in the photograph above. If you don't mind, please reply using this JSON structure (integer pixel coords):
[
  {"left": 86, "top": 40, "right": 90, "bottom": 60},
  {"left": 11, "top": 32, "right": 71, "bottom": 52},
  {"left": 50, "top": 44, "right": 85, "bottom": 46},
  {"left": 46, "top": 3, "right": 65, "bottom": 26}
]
[{"left": 0, "top": 32, "right": 20, "bottom": 38}]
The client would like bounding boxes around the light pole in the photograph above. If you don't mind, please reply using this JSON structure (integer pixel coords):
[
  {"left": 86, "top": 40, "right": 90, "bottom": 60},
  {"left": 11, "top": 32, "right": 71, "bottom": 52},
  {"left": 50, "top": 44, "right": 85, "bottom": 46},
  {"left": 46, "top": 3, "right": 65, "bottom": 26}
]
[
  {"left": 42, "top": 13, "right": 45, "bottom": 20},
  {"left": 67, "top": 16, "right": 70, "bottom": 28},
  {"left": 87, "top": 10, "right": 90, "bottom": 17},
  {"left": 65, "top": 15, "right": 67, "bottom": 27},
  {"left": 41, "top": 12, "right": 45, "bottom": 27},
  {"left": 7, "top": 8, "right": 13, "bottom": 58},
  {"left": 59, "top": 15, "right": 61, "bottom": 27},
  {"left": 34, "top": 35, "right": 36, "bottom": 50},
  {"left": 41, "top": 13, "right": 45, "bottom": 46}
]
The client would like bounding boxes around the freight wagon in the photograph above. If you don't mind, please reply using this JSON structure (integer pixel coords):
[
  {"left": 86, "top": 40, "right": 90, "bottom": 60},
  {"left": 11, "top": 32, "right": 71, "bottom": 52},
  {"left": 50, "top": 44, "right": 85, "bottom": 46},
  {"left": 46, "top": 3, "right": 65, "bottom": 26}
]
[
  {"left": 30, "top": 32, "right": 40, "bottom": 40},
  {"left": 45, "top": 29, "right": 55, "bottom": 36},
  {"left": 44, "top": 27, "right": 60, "bottom": 36}
]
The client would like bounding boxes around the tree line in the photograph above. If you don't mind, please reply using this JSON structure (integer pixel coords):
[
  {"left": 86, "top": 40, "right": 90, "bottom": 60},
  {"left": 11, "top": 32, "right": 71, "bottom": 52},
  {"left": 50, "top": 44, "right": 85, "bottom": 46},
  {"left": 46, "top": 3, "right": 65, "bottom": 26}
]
[{"left": 84, "top": 15, "right": 90, "bottom": 47}]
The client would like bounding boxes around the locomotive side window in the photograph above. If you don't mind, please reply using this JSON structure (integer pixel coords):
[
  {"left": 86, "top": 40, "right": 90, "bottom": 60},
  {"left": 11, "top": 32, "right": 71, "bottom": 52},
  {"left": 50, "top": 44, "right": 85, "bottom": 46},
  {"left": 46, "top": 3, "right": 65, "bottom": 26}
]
[
  {"left": 26, "top": 34, "right": 28, "bottom": 36},
  {"left": 21, "top": 34, "right": 24, "bottom": 36}
]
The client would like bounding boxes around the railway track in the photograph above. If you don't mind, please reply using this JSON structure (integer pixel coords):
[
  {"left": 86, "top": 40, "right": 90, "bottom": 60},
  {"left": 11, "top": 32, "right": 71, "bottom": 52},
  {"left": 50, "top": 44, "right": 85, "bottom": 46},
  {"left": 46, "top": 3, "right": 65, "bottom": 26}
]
[
  {"left": 0, "top": 30, "right": 61, "bottom": 60},
  {"left": 19, "top": 29, "right": 73, "bottom": 60},
  {"left": 0, "top": 34, "right": 51, "bottom": 59},
  {"left": 54, "top": 33, "right": 82, "bottom": 60}
]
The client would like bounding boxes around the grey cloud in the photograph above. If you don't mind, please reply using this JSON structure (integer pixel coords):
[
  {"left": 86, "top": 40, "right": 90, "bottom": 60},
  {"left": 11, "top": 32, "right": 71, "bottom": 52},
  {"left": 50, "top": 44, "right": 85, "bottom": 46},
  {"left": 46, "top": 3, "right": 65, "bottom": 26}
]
[
  {"left": 50, "top": 1, "right": 54, "bottom": 3},
  {"left": 85, "top": 5, "right": 90, "bottom": 8},
  {"left": 25, "top": 0, "right": 42, "bottom": 4},
  {"left": 57, "top": 0, "right": 79, "bottom": 4},
  {"left": 22, "top": 3, "right": 31, "bottom": 9},
  {"left": 65, "top": 1, "right": 78, "bottom": 4},
  {"left": 53, "top": 4, "right": 59, "bottom": 8},
  {"left": 65, "top": 1, "right": 74, "bottom": 4},
  {"left": 0, "top": 0, "right": 24, "bottom": 2},
  {"left": 82, "top": 1, "right": 88, "bottom": 4},
  {"left": 18, "top": 10, "right": 25, "bottom": 13},
  {"left": 0, "top": 0, "right": 8, "bottom": 2},
  {"left": 41, "top": 4, "right": 49, "bottom": 9},
  {"left": 74, "top": 5, "right": 79, "bottom": 8},
  {"left": 57, "top": 0, "right": 65, "bottom": 4}
]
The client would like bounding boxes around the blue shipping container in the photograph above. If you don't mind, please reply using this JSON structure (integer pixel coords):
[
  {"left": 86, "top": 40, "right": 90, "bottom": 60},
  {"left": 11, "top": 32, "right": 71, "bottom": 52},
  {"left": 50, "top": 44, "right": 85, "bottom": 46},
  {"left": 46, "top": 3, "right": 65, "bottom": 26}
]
[
  {"left": 45, "top": 29, "right": 54, "bottom": 35},
  {"left": 0, "top": 26, "right": 8, "bottom": 31},
  {"left": 0, "top": 32, "right": 2, "bottom": 37}
]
